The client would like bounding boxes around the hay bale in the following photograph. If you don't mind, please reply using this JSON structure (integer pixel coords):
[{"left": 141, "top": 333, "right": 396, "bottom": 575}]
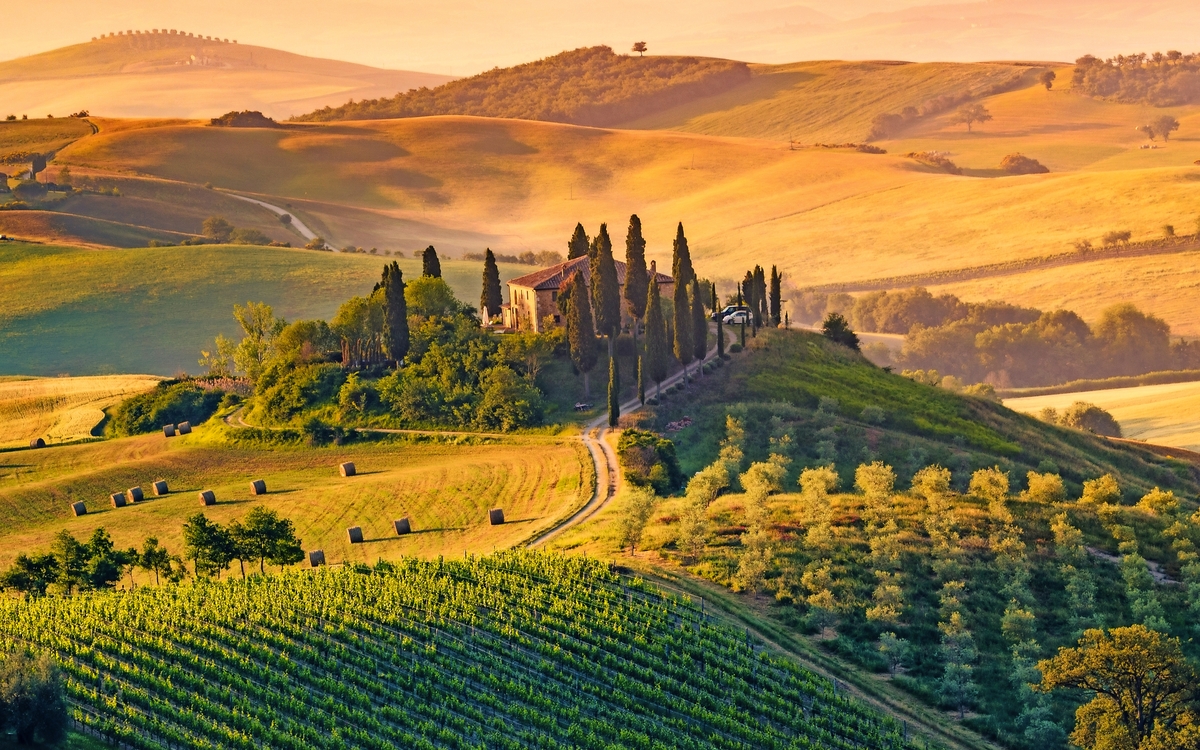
[
  {"left": 347, "top": 526, "right": 364, "bottom": 544},
  {"left": 29, "top": 437, "right": 45, "bottom": 449},
  {"left": 177, "top": 421, "right": 192, "bottom": 435},
  {"left": 339, "top": 462, "right": 356, "bottom": 477},
  {"left": 250, "top": 479, "right": 267, "bottom": 495},
  {"left": 488, "top": 508, "right": 505, "bottom": 525},
  {"left": 199, "top": 490, "right": 216, "bottom": 506},
  {"left": 127, "top": 487, "right": 144, "bottom": 503},
  {"left": 110, "top": 492, "right": 127, "bottom": 508},
  {"left": 163, "top": 424, "right": 176, "bottom": 438},
  {"left": 71, "top": 501, "right": 87, "bottom": 517},
  {"left": 394, "top": 517, "right": 411, "bottom": 535},
  {"left": 308, "top": 550, "right": 325, "bottom": 567},
  {"left": 152, "top": 480, "right": 169, "bottom": 496}
]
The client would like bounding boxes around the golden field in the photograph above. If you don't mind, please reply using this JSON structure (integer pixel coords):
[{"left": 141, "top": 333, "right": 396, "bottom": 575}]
[
  {"left": 1004, "top": 381, "right": 1200, "bottom": 451},
  {"left": 0, "top": 375, "right": 160, "bottom": 449}
]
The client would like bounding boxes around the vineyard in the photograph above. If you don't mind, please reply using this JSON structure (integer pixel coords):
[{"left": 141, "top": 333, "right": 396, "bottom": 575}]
[{"left": 0, "top": 551, "right": 917, "bottom": 750}]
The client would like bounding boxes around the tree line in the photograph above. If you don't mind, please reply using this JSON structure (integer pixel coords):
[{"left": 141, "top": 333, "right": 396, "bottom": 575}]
[
  {"left": 1074, "top": 51, "right": 1200, "bottom": 106},
  {"left": 0, "top": 507, "right": 303, "bottom": 596},
  {"left": 795, "top": 287, "right": 1200, "bottom": 388}
]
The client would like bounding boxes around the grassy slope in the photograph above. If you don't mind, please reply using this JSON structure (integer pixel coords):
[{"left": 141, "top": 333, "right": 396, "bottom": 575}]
[
  {"left": 0, "top": 117, "right": 94, "bottom": 161},
  {"left": 0, "top": 421, "right": 588, "bottom": 571},
  {"left": 620, "top": 60, "right": 1035, "bottom": 142},
  {"left": 0, "top": 36, "right": 452, "bottom": 120},
  {"left": 0, "top": 242, "right": 527, "bottom": 376},
  {"left": 0, "top": 374, "right": 160, "bottom": 449},
  {"left": 1005, "top": 381, "right": 1200, "bottom": 451}
]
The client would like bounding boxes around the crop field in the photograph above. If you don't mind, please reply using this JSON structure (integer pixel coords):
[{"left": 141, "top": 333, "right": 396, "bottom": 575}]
[
  {"left": 0, "top": 241, "right": 527, "bottom": 376},
  {"left": 1004, "top": 380, "right": 1200, "bottom": 451},
  {"left": 0, "top": 551, "right": 914, "bottom": 749},
  {"left": 0, "top": 117, "right": 94, "bottom": 163},
  {"left": 0, "top": 424, "right": 589, "bottom": 572},
  {"left": 0, "top": 374, "right": 160, "bottom": 449}
]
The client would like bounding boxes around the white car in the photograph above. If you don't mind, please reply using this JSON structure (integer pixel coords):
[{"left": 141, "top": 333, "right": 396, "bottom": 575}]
[{"left": 723, "top": 311, "right": 751, "bottom": 325}]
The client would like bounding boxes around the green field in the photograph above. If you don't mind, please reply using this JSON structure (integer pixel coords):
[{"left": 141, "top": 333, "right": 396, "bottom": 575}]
[
  {"left": 0, "top": 374, "right": 160, "bottom": 449},
  {"left": 0, "top": 241, "right": 527, "bottom": 376}
]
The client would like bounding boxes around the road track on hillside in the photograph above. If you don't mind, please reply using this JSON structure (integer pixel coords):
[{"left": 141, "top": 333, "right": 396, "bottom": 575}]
[{"left": 226, "top": 193, "right": 321, "bottom": 243}]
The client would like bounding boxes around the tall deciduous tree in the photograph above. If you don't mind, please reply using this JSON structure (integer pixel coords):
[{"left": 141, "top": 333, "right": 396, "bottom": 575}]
[
  {"left": 644, "top": 278, "right": 670, "bottom": 399},
  {"left": 769, "top": 266, "right": 782, "bottom": 325},
  {"left": 567, "top": 223, "right": 589, "bottom": 260},
  {"left": 382, "top": 262, "right": 409, "bottom": 363},
  {"left": 182, "top": 514, "right": 234, "bottom": 578},
  {"left": 564, "top": 271, "right": 597, "bottom": 398},
  {"left": 623, "top": 215, "right": 649, "bottom": 327},
  {"left": 590, "top": 223, "right": 621, "bottom": 339},
  {"left": 951, "top": 103, "right": 992, "bottom": 132},
  {"left": 480, "top": 249, "right": 503, "bottom": 323},
  {"left": 229, "top": 507, "right": 304, "bottom": 574},
  {"left": 691, "top": 278, "right": 707, "bottom": 369},
  {"left": 0, "top": 651, "right": 68, "bottom": 746},
  {"left": 421, "top": 245, "right": 441, "bottom": 277}
]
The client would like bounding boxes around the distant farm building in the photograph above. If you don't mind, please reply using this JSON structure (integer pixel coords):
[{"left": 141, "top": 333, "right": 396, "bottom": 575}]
[{"left": 501, "top": 257, "right": 673, "bottom": 333}]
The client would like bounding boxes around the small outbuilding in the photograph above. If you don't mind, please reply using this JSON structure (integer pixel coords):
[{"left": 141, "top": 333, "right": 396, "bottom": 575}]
[
  {"left": 339, "top": 462, "right": 356, "bottom": 477},
  {"left": 250, "top": 479, "right": 267, "bottom": 495},
  {"left": 199, "top": 490, "right": 216, "bottom": 506},
  {"left": 152, "top": 480, "right": 169, "bottom": 496},
  {"left": 347, "top": 526, "right": 364, "bottom": 544},
  {"left": 394, "top": 518, "right": 411, "bottom": 535},
  {"left": 488, "top": 508, "right": 505, "bottom": 526}
]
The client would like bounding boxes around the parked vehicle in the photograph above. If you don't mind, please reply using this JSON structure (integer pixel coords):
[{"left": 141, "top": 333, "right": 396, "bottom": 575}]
[
  {"left": 723, "top": 310, "right": 751, "bottom": 325},
  {"left": 713, "top": 305, "right": 749, "bottom": 322}
]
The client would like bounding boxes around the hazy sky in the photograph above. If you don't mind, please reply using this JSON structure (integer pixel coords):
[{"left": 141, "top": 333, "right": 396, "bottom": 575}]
[{"left": 7, "top": 0, "right": 1200, "bottom": 74}]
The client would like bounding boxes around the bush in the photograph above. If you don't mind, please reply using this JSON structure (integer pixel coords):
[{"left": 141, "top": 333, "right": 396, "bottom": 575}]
[
  {"left": 257, "top": 363, "right": 346, "bottom": 423},
  {"left": 475, "top": 366, "right": 544, "bottom": 430},
  {"left": 856, "top": 143, "right": 887, "bottom": 154},
  {"left": 109, "top": 381, "right": 223, "bottom": 435},
  {"left": 618, "top": 429, "right": 683, "bottom": 495},
  {"left": 729, "top": 343, "right": 743, "bottom": 353},
  {"left": 11, "top": 181, "right": 46, "bottom": 201},
  {"left": 1057, "top": 401, "right": 1122, "bottom": 437},
  {"left": 998, "top": 153, "right": 1049, "bottom": 174},
  {"left": 230, "top": 227, "right": 271, "bottom": 245}
]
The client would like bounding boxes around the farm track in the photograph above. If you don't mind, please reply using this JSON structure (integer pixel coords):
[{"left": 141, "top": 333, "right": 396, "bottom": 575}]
[{"left": 807, "top": 237, "right": 1200, "bottom": 293}]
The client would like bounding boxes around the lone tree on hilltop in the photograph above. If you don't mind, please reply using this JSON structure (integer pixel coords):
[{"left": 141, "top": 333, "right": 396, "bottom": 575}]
[
  {"left": 822, "top": 312, "right": 860, "bottom": 351},
  {"left": 480, "top": 249, "right": 502, "bottom": 324},
  {"left": 951, "top": 103, "right": 992, "bottom": 133},
  {"left": 382, "top": 261, "right": 408, "bottom": 363},
  {"left": 1040, "top": 70, "right": 1057, "bottom": 90},
  {"left": 567, "top": 223, "right": 589, "bottom": 259},
  {"left": 421, "top": 245, "right": 441, "bottom": 277},
  {"left": 632, "top": 42, "right": 647, "bottom": 57}
]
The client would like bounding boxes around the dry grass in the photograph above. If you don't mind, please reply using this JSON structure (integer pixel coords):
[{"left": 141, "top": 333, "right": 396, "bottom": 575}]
[
  {"left": 1004, "top": 381, "right": 1200, "bottom": 452},
  {"left": 0, "top": 375, "right": 160, "bottom": 449},
  {"left": 0, "top": 425, "right": 588, "bottom": 572}
]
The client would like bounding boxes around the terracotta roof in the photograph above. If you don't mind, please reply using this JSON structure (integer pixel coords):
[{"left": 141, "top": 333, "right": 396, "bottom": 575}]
[{"left": 507, "top": 256, "right": 673, "bottom": 291}]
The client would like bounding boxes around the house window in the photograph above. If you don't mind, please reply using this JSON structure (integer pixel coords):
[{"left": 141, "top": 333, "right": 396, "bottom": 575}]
[
  {"left": 554, "top": 315, "right": 561, "bottom": 323},
  {"left": 551, "top": 291, "right": 558, "bottom": 301}
]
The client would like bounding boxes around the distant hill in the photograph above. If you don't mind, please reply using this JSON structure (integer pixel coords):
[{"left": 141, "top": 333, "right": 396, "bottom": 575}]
[
  {"left": 294, "top": 46, "right": 751, "bottom": 127},
  {"left": 0, "top": 32, "right": 453, "bottom": 119}
]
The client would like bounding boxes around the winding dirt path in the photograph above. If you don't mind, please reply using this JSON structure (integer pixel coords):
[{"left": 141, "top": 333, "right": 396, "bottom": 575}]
[{"left": 226, "top": 193, "right": 322, "bottom": 244}]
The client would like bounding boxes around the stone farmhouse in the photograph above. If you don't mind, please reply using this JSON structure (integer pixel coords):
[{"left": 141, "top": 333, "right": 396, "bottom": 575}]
[{"left": 501, "top": 256, "right": 674, "bottom": 332}]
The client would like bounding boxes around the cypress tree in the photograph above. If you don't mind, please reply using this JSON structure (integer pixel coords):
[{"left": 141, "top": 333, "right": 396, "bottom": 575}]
[
  {"left": 714, "top": 282, "right": 725, "bottom": 358},
  {"left": 590, "top": 223, "right": 621, "bottom": 339},
  {"left": 381, "top": 262, "right": 409, "bottom": 364},
  {"left": 644, "top": 278, "right": 670, "bottom": 400},
  {"left": 421, "top": 246, "right": 441, "bottom": 278},
  {"left": 637, "top": 355, "right": 645, "bottom": 404},
  {"left": 754, "top": 265, "right": 767, "bottom": 327},
  {"left": 672, "top": 222, "right": 694, "bottom": 287},
  {"left": 691, "top": 278, "right": 707, "bottom": 371},
  {"left": 769, "top": 266, "right": 783, "bottom": 326},
  {"left": 608, "top": 354, "right": 620, "bottom": 427},
  {"left": 743, "top": 271, "right": 757, "bottom": 335},
  {"left": 673, "top": 276, "right": 693, "bottom": 380},
  {"left": 567, "top": 223, "right": 589, "bottom": 260},
  {"left": 480, "top": 249, "right": 502, "bottom": 323},
  {"left": 623, "top": 215, "right": 649, "bottom": 331},
  {"left": 564, "top": 271, "right": 597, "bottom": 399}
]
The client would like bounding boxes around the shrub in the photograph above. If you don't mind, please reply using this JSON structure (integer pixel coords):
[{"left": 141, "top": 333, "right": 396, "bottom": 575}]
[
  {"left": 230, "top": 227, "right": 271, "bottom": 245},
  {"left": 257, "top": 363, "right": 346, "bottom": 423},
  {"left": 109, "top": 381, "right": 223, "bottom": 435},
  {"left": 905, "top": 151, "right": 962, "bottom": 175},
  {"left": 729, "top": 343, "right": 743, "bottom": 353},
  {"left": 618, "top": 429, "right": 683, "bottom": 495},
  {"left": 998, "top": 153, "right": 1049, "bottom": 174},
  {"left": 1102, "top": 230, "right": 1132, "bottom": 246},
  {"left": 12, "top": 181, "right": 46, "bottom": 201},
  {"left": 1057, "top": 401, "right": 1122, "bottom": 437},
  {"left": 856, "top": 143, "right": 887, "bottom": 154},
  {"left": 860, "top": 405, "right": 886, "bottom": 424}
]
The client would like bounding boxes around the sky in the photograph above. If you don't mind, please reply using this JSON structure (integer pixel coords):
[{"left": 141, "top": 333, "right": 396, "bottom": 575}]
[{"left": 6, "top": 0, "right": 1200, "bottom": 75}]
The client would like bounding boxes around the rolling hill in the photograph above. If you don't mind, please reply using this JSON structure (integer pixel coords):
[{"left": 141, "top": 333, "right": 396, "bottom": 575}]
[{"left": 0, "top": 32, "right": 453, "bottom": 120}]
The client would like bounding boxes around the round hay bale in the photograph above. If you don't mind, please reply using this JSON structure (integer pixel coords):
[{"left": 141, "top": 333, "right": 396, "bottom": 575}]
[
  {"left": 394, "top": 517, "right": 411, "bottom": 535},
  {"left": 250, "top": 479, "right": 267, "bottom": 495},
  {"left": 199, "top": 490, "right": 216, "bottom": 506},
  {"left": 488, "top": 508, "right": 505, "bottom": 526},
  {"left": 127, "top": 487, "right": 144, "bottom": 503},
  {"left": 70, "top": 501, "right": 87, "bottom": 517},
  {"left": 29, "top": 437, "right": 45, "bottom": 449},
  {"left": 308, "top": 550, "right": 326, "bottom": 567},
  {"left": 163, "top": 424, "right": 177, "bottom": 437},
  {"left": 177, "top": 421, "right": 192, "bottom": 435},
  {"left": 347, "top": 526, "right": 364, "bottom": 544},
  {"left": 110, "top": 492, "right": 127, "bottom": 508},
  {"left": 339, "top": 462, "right": 356, "bottom": 477},
  {"left": 152, "top": 480, "right": 169, "bottom": 496}
]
